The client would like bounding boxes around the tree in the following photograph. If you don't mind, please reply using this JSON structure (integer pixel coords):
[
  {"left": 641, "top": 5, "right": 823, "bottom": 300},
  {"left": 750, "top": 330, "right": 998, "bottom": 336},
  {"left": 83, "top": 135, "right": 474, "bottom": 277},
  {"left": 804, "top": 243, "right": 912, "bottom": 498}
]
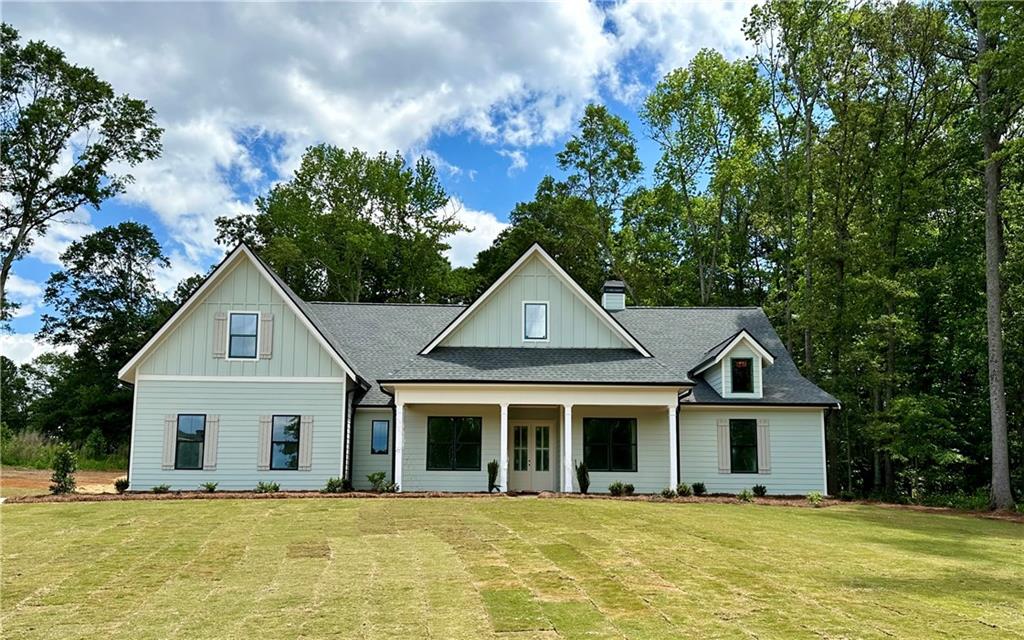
[
  {"left": 0, "top": 24, "right": 162, "bottom": 315},
  {"left": 0, "top": 355, "right": 31, "bottom": 432}
]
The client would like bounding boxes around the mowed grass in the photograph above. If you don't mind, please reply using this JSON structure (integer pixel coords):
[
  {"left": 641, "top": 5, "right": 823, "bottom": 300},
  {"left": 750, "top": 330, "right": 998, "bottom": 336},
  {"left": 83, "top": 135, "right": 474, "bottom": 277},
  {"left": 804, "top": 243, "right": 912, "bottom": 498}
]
[{"left": 2, "top": 498, "right": 1022, "bottom": 639}]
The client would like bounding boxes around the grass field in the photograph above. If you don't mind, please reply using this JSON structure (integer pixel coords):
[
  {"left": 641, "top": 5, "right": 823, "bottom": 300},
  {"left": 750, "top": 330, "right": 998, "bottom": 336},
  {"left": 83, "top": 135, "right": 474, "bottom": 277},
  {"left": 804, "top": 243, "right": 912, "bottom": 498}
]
[{"left": 2, "top": 498, "right": 1022, "bottom": 639}]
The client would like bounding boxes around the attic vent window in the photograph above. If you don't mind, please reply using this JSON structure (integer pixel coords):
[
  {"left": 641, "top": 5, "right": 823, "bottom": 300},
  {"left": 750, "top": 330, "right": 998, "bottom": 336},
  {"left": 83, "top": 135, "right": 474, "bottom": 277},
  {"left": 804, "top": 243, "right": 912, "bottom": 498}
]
[
  {"left": 523, "top": 302, "right": 548, "bottom": 341},
  {"left": 731, "top": 358, "right": 753, "bottom": 393},
  {"left": 228, "top": 312, "right": 259, "bottom": 359}
]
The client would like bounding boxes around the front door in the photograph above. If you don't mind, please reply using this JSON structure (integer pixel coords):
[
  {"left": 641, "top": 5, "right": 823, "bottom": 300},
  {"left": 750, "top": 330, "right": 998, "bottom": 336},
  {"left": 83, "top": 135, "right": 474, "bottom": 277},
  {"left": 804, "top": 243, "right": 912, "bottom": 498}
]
[{"left": 508, "top": 422, "right": 555, "bottom": 492}]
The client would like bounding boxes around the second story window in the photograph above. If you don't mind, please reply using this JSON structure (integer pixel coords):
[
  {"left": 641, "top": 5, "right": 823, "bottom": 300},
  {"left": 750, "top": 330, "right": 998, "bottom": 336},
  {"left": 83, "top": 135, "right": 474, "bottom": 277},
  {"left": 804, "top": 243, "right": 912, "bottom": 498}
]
[
  {"left": 523, "top": 302, "right": 548, "bottom": 341},
  {"left": 731, "top": 358, "right": 753, "bottom": 393},
  {"left": 228, "top": 312, "right": 259, "bottom": 359}
]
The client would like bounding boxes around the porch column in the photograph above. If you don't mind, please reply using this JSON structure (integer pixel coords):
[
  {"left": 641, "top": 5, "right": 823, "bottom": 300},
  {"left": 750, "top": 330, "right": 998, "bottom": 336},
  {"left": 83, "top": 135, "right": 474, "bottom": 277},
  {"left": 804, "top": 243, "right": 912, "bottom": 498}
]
[
  {"left": 668, "top": 404, "right": 679, "bottom": 489},
  {"left": 394, "top": 402, "right": 405, "bottom": 492},
  {"left": 499, "top": 403, "right": 509, "bottom": 492},
  {"left": 562, "top": 403, "right": 574, "bottom": 492}
]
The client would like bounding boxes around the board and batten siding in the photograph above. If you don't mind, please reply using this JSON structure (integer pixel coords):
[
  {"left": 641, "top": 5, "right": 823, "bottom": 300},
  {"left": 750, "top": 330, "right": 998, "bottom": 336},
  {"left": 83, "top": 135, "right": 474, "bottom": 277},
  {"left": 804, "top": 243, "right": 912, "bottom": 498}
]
[
  {"left": 131, "top": 379, "right": 345, "bottom": 491},
  {"left": 679, "top": 407, "right": 826, "bottom": 494},
  {"left": 571, "top": 405, "right": 671, "bottom": 494},
  {"left": 137, "top": 259, "right": 345, "bottom": 378},
  {"left": 399, "top": 404, "right": 501, "bottom": 492},
  {"left": 440, "top": 255, "right": 629, "bottom": 349},
  {"left": 351, "top": 408, "right": 393, "bottom": 490}
]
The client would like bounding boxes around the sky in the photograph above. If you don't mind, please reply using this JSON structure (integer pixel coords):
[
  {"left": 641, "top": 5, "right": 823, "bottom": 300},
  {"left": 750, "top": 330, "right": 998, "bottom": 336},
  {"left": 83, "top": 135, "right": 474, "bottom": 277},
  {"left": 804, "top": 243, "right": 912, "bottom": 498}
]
[{"left": 2, "top": 1, "right": 755, "bottom": 364}]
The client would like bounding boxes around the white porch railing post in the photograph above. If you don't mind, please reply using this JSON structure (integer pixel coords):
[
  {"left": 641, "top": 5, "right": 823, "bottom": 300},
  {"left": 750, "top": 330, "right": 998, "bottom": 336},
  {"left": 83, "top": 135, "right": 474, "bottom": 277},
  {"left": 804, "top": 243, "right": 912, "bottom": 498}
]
[
  {"left": 499, "top": 403, "right": 509, "bottom": 493},
  {"left": 394, "top": 402, "right": 404, "bottom": 492},
  {"left": 563, "top": 404, "right": 574, "bottom": 492},
  {"left": 668, "top": 404, "right": 679, "bottom": 489}
]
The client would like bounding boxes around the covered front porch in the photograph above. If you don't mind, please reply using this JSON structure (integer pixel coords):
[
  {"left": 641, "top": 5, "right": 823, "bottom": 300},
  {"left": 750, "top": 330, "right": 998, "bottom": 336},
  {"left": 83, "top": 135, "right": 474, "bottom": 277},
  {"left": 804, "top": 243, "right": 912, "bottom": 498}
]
[{"left": 389, "top": 384, "right": 682, "bottom": 494}]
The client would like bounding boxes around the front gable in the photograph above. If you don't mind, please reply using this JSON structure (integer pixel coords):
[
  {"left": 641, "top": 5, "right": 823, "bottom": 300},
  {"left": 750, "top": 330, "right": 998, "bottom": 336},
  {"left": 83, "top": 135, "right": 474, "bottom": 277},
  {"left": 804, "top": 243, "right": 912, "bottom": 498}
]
[
  {"left": 424, "top": 244, "right": 650, "bottom": 354},
  {"left": 691, "top": 330, "right": 775, "bottom": 399}
]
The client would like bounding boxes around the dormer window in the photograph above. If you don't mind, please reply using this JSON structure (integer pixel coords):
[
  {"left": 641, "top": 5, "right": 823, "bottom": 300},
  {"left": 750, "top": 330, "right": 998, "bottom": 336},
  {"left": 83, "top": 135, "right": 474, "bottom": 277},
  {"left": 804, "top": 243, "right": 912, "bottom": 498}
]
[
  {"left": 731, "top": 358, "right": 753, "bottom": 393},
  {"left": 523, "top": 302, "right": 548, "bottom": 341},
  {"left": 228, "top": 312, "right": 259, "bottom": 359}
]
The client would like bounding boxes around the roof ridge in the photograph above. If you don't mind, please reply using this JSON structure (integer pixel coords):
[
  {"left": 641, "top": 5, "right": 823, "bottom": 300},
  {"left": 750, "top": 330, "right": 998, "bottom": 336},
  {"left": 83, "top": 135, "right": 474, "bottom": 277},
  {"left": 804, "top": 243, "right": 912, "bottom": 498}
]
[
  {"left": 619, "top": 306, "right": 763, "bottom": 310},
  {"left": 307, "top": 301, "right": 467, "bottom": 308}
]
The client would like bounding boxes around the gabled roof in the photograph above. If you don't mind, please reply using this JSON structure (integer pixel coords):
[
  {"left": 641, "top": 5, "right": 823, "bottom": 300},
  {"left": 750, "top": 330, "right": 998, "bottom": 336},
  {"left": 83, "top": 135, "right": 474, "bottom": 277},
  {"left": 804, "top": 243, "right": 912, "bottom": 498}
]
[
  {"left": 688, "top": 328, "right": 775, "bottom": 376},
  {"left": 419, "top": 243, "right": 652, "bottom": 357},
  {"left": 118, "top": 244, "right": 365, "bottom": 385}
]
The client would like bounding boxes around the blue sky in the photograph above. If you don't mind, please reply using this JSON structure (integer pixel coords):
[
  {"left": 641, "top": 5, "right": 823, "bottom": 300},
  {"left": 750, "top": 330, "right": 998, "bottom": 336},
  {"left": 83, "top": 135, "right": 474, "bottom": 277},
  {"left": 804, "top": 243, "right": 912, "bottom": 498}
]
[{"left": 3, "top": 1, "right": 754, "bottom": 363}]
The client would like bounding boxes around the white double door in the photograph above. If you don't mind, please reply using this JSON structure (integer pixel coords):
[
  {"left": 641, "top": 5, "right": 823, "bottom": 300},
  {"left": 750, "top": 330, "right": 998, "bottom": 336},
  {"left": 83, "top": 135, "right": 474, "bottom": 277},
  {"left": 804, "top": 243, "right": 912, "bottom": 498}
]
[{"left": 507, "top": 421, "right": 555, "bottom": 492}]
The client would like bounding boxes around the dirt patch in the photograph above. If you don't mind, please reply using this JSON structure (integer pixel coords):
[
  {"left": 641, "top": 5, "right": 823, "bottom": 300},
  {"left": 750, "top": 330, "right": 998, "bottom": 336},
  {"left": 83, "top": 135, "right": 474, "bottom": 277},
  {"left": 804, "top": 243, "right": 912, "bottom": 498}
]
[{"left": 1, "top": 467, "right": 123, "bottom": 496}]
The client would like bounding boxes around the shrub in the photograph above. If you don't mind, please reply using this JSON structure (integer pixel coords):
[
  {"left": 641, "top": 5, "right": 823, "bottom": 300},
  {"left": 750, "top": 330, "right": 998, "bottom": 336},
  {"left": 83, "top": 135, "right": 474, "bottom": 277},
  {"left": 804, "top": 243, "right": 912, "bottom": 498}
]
[
  {"left": 660, "top": 487, "right": 677, "bottom": 499},
  {"left": 692, "top": 482, "right": 707, "bottom": 496},
  {"left": 838, "top": 489, "right": 856, "bottom": 502},
  {"left": 255, "top": 481, "right": 279, "bottom": 493},
  {"left": 113, "top": 477, "right": 129, "bottom": 494},
  {"left": 753, "top": 484, "right": 768, "bottom": 497},
  {"left": 367, "top": 471, "right": 387, "bottom": 492},
  {"left": 608, "top": 481, "right": 625, "bottom": 496},
  {"left": 152, "top": 484, "right": 171, "bottom": 494},
  {"left": 83, "top": 429, "right": 107, "bottom": 459},
  {"left": 575, "top": 460, "right": 590, "bottom": 494},
  {"left": 737, "top": 488, "right": 754, "bottom": 503},
  {"left": 676, "top": 482, "right": 692, "bottom": 497},
  {"left": 807, "top": 491, "right": 824, "bottom": 506},
  {"left": 322, "top": 477, "right": 350, "bottom": 493},
  {"left": 49, "top": 444, "right": 77, "bottom": 494},
  {"left": 623, "top": 483, "right": 635, "bottom": 496},
  {"left": 487, "top": 459, "right": 500, "bottom": 493},
  {"left": 200, "top": 482, "right": 218, "bottom": 493}
]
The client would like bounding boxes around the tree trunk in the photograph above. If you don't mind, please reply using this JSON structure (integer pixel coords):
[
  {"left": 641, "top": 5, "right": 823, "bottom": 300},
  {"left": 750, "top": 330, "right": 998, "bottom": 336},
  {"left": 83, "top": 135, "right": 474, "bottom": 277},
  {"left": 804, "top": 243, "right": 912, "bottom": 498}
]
[{"left": 802, "top": 107, "right": 815, "bottom": 375}]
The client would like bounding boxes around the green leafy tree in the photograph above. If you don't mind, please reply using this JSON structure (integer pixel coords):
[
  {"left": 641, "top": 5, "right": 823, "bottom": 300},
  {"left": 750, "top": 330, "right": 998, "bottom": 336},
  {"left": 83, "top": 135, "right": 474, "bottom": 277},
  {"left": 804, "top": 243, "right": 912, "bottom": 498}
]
[{"left": 1, "top": 355, "right": 32, "bottom": 432}]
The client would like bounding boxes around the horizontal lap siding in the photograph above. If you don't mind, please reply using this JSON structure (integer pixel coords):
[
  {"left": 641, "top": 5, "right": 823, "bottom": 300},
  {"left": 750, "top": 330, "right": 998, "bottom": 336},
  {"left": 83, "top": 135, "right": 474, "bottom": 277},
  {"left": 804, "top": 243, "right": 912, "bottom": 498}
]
[
  {"left": 573, "top": 406, "right": 671, "bottom": 494},
  {"left": 351, "top": 408, "right": 393, "bottom": 490},
  {"left": 679, "top": 408, "right": 825, "bottom": 494},
  {"left": 401, "top": 405, "right": 500, "bottom": 492},
  {"left": 132, "top": 379, "right": 344, "bottom": 491}
]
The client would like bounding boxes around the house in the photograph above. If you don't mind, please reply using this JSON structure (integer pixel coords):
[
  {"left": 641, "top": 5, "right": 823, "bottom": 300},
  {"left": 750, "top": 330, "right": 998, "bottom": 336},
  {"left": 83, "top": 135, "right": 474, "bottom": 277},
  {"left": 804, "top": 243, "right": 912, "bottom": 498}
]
[{"left": 118, "top": 242, "right": 838, "bottom": 494}]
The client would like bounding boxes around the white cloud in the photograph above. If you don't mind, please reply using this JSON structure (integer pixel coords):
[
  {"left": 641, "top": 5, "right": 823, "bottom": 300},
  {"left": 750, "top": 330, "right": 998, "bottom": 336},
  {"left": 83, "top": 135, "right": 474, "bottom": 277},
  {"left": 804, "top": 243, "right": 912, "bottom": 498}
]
[
  {"left": 0, "top": 333, "right": 71, "bottom": 365},
  {"left": 6, "top": 274, "right": 42, "bottom": 300},
  {"left": 26, "top": 211, "right": 95, "bottom": 266},
  {"left": 442, "top": 199, "right": 508, "bottom": 268},
  {"left": 496, "top": 149, "right": 528, "bottom": 176}
]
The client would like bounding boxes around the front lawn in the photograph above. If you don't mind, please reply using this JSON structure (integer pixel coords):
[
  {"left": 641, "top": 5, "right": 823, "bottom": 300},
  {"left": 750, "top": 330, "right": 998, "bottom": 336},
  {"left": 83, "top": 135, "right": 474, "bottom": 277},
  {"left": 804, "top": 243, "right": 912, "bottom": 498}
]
[{"left": 2, "top": 498, "right": 1021, "bottom": 639}]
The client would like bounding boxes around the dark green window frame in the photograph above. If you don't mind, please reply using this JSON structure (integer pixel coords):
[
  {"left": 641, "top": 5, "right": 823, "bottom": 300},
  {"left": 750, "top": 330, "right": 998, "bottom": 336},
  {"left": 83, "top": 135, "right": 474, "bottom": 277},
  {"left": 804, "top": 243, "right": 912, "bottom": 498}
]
[
  {"left": 730, "top": 419, "right": 758, "bottom": 473},
  {"left": 174, "top": 414, "right": 206, "bottom": 470},
  {"left": 426, "top": 416, "right": 482, "bottom": 471},
  {"left": 731, "top": 357, "right": 753, "bottom": 393},
  {"left": 270, "top": 414, "right": 300, "bottom": 470},
  {"left": 582, "top": 418, "right": 637, "bottom": 472},
  {"left": 370, "top": 419, "right": 390, "bottom": 455}
]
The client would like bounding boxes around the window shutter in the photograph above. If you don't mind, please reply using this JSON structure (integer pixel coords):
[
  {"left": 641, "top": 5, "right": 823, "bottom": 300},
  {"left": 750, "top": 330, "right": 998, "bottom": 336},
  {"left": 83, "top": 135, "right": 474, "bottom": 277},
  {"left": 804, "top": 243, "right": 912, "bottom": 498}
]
[
  {"left": 757, "top": 418, "right": 771, "bottom": 474},
  {"left": 162, "top": 415, "right": 177, "bottom": 470},
  {"left": 298, "top": 415, "right": 314, "bottom": 471},
  {"left": 717, "top": 418, "right": 730, "bottom": 473},
  {"left": 259, "top": 313, "right": 274, "bottom": 359},
  {"left": 203, "top": 415, "right": 220, "bottom": 471},
  {"left": 212, "top": 312, "right": 227, "bottom": 359},
  {"left": 257, "top": 415, "right": 271, "bottom": 471}
]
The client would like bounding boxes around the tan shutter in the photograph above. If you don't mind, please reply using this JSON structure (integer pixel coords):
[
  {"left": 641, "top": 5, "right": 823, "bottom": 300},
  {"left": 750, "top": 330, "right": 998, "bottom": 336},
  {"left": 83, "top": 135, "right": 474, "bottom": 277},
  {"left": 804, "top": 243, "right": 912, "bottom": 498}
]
[
  {"left": 257, "top": 415, "right": 271, "bottom": 471},
  {"left": 259, "top": 313, "right": 274, "bottom": 359},
  {"left": 298, "top": 415, "right": 314, "bottom": 471},
  {"left": 757, "top": 418, "right": 771, "bottom": 474},
  {"left": 212, "top": 312, "right": 227, "bottom": 359},
  {"left": 162, "top": 415, "right": 177, "bottom": 470},
  {"left": 203, "top": 415, "right": 220, "bottom": 471},
  {"left": 717, "top": 418, "right": 730, "bottom": 473}
]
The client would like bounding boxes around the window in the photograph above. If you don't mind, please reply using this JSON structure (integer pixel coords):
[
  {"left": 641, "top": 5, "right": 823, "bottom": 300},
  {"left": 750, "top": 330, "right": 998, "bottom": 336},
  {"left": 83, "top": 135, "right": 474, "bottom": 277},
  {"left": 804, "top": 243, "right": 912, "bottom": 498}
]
[
  {"left": 523, "top": 302, "right": 548, "bottom": 340},
  {"left": 582, "top": 418, "right": 637, "bottom": 472},
  {"left": 730, "top": 419, "right": 758, "bottom": 473},
  {"left": 513, "top": 425, "right": 528, "bottom": 471},
  {"left": 270, "top": 415, "right": 300, "bottom": 470},
  {"left": 370, "top": 420, "right": 389, "bottom": 455},
  {"left": 535, "top": 426, "right": 550, "bottom": 472},
  {"left": 426, "top": 416, "right": 482, "bottom": 471},
  {"left": 228, "top": 312, "right": 259, "bottom": 359},
  {"left": 175, "top": 414, "right": 206, "bottom": 470},
  {"left": 731, "top": 357, "right": 753, "bottom": 393}
]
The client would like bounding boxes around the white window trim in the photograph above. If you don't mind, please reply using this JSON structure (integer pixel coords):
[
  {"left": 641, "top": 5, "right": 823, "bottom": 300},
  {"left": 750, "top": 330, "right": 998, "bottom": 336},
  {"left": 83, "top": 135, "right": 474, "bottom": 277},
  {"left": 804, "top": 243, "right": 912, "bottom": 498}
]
[
  {"left": 522, "top": 301, "right": 550, "bottom": 343},
  {"left": 225, "top": 310, "right": 261, "bottom": 361}
]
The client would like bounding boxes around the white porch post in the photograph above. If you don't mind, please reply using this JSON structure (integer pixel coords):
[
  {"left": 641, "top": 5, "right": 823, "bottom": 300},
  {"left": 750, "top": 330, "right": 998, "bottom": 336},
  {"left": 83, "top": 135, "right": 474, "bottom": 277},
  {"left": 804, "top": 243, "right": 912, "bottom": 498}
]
[
  {"left": 668, "top": 404, "right": 679, "bottom": 489},
  {"left": 562, "top": 403, "right": 574, "bottom": 492},
  {"left": 499, "top": 403, "right": 509, "bottom": 492},
  {"left": 394, "top": 402, "right": 405, "bottom": 492}
]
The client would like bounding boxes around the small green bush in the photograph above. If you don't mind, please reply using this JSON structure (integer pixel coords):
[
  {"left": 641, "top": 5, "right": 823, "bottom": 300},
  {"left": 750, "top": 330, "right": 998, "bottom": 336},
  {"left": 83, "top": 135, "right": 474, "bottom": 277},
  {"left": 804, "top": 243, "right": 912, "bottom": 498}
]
[
  {"left": 487, "top": 459, "right": 500, "bottom": 493},
  {"left": 753, "top": 484, "right": 768, "bottom": 497},
  {"left": 692, "top": 482, "right": 707, "bottom": 496},
  {"left": 322, "top": 477, "right": 349, "bottom": 493},
  {"left": 367, "top": 471, "right": 388, "bottom": 492},
  {"left": 255, "top": 481, "right": 280, "bottom": 493},
  {"left": 623, "top": 483, "right": 635, "bottom": 496},
  {"left": 737, "top": 488, "right": 754, "bottom": 503},
  {"left": 608, "top": 481, "right": 625, "bottom": 496},
  {"left": 806, "top": 491, "right": 824, "bottom": 506},
  {"left": 575, "top": 460, "right": 590, "bottom": 494},
  {"left": 676, "top": 482, "right": 692, "bottom": 497},
  {"left": 113, "top": 477, "right": 129, "bottom": 494},
  {"left": 660, "top": 487, "right": 677, "bottom": 499},
  {"left": 152, "top": 484, "right": 171, "bottom": 494},
  {"left": 200, "top": 482, "right": 218, "bottom": 493},
  {"left": 49, "top": 444, "right": 77, "bottom": 495},
  {"left": 838, "top": 489, "right": 856, "bottom": 502}
]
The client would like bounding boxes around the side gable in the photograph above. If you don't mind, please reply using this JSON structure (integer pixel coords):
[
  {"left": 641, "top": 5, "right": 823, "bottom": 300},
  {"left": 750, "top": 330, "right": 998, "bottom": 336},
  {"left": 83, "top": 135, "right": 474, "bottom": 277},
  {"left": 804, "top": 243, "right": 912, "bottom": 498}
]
[
  {"left": 118, "top": 245, "right": 361, "bottom": 383},
  {"left": 422, "top": 244, "right": 651, "bottom": 355}
]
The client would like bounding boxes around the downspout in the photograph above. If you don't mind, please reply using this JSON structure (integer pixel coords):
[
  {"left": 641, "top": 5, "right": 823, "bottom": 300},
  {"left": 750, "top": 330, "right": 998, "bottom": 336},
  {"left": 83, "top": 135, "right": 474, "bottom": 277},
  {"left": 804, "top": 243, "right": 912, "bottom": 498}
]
[{"left": 344, "top": 381, "right": 369, "bottom": 484}]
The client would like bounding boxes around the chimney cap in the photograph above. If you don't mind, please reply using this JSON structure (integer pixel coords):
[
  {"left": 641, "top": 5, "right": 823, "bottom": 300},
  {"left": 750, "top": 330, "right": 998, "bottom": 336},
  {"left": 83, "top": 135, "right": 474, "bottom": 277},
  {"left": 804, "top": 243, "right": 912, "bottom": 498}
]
[{"left": 602, "top": 280, "right": 626, "bottom": 293}]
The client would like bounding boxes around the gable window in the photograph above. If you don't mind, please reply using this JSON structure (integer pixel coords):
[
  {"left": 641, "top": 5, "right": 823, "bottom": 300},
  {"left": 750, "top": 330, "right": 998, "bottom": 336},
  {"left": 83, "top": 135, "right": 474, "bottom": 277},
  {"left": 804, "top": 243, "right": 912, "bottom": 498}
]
[
  {"left": 175, "top": 414, "right": 206, "bottom": 470},
  {"left": 583, "top": 418, "right": 637, "bottom": 472},
  {"left": 426, "top": 416, "right": 482, "bottom": 471},
  {"left": 731, "top": 358, "right": 753, "bottom": 393},
  {"left": 228, "top": 312, "right": 259, "bottom": 359},
  {"left": 730, "top": 419, "right": 758, "bottom": 473},
  {"left": 523, "top": 302, "right": 548, "bottom": 341},
  {"left": 370, "top": 419, "right": 389, "bottom": 455},
  {"left": 270, "top": 415, "right": 300, "bottom": 470}
]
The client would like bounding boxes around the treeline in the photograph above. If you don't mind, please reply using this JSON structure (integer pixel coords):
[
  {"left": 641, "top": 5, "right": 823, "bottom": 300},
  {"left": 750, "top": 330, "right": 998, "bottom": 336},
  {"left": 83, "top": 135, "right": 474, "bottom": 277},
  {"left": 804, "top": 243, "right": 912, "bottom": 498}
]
[{"left": 1, "top": 1, "right": 1020, "bottom": 506}]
